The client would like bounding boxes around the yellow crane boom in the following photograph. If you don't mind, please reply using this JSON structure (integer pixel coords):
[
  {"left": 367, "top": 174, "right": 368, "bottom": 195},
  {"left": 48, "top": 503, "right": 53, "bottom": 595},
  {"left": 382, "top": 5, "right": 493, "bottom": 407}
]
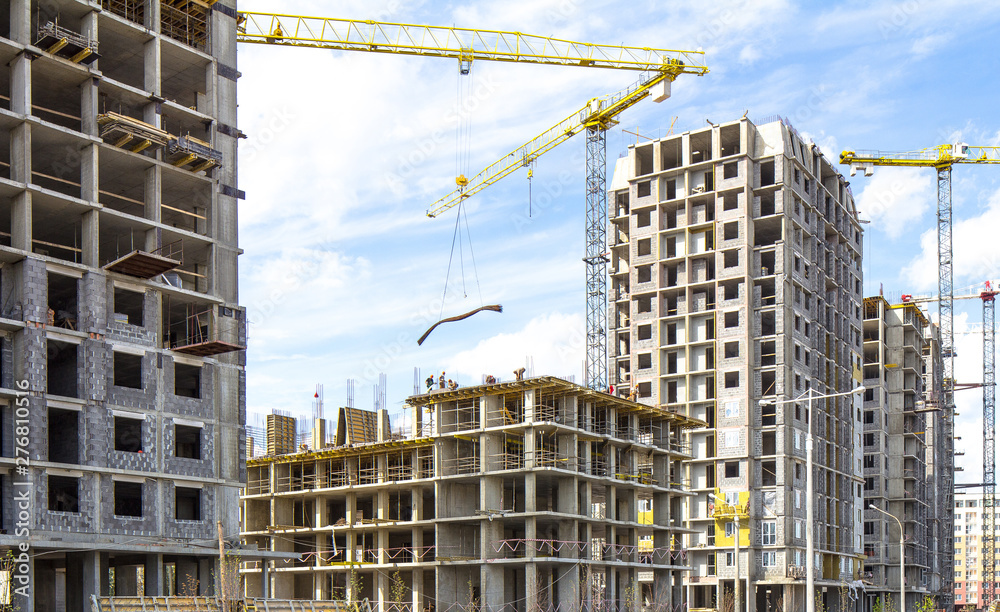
[
  {"left": 840, "top": 144, "right": 1000, "bottom": 172},
  {"left": 426, "top": 66, "right": 696, "bottom": 217},
  {"left": 236, "top": 12, "right": 707, "bottom": 73}
]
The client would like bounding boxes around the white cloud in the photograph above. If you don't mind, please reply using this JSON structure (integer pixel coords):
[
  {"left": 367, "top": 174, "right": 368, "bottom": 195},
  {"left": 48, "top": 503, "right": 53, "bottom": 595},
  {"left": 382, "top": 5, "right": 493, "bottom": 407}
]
[
  {"left": 444, "top": 312, "right": 586, "bottom": 384},
  {"left": 909, "top": 33, "right": 951, "bottom": 59},
  {"left": 903, "top": 187, "right": 1000, "bottom": 291},
  {"left": 856, "top": 168, "right": 935, "bottom": 239}
]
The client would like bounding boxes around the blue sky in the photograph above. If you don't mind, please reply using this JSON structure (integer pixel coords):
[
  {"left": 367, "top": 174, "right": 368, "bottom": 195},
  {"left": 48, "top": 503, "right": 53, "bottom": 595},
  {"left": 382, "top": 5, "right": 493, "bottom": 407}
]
[{"left": 235, "top": 1, "right": 1000, "bottom": 480}]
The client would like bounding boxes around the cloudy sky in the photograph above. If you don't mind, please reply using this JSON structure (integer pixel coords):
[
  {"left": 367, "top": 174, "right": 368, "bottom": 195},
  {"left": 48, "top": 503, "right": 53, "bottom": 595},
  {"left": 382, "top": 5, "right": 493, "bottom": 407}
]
[{"left": 235, "top": 1, "right": 1000, "bottom": 481}]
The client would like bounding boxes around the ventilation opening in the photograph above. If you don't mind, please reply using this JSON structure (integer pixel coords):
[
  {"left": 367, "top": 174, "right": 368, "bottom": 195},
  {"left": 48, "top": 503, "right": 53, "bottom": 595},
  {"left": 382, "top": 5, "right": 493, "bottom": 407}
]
[
  {"left": 114, "top": 481, "right": 143, "bottom": 517},
  {"left": 114, "top": 416, "right": 142, "bottom": 453},
  {"left": 48, "top": 475, "right": 79, "bottom": 512},
  {"left": 176, "top": 487, "right": 201, "bottom": 521},
  {"left": 722, "top": 192, "right": 738, "bottom": 211},
  {"left": 637, "top": 266, "right": 652, "bottom": 284},
  {"left": 114, "top": 352, "right": 143, "bottom": 389},
  {"left": 48, "top": 408, "right": 79, "bottom": 464},
  {"left": 724, "top": 311, "right": 739, "bottom": 328},
  {"left": 47, "top": 273, "right": 78, "bottom": 330},
  {"left": 175, "top": 425, "right": 202, "bottom": 460},
  {"left": 47, "top": 340, "right": 78, "bottom": 398},
  {"left": 637, "top": 238, "right": 652, "bottom": 256},
  {"left": 723, "top": 249, "right": 738, "bottom": 268},
  {"left": 114, "top": 288, "right": 144, "bottom": 326},
  {"left": 174, "top": 363, "right": 201, "bottom": 399}
]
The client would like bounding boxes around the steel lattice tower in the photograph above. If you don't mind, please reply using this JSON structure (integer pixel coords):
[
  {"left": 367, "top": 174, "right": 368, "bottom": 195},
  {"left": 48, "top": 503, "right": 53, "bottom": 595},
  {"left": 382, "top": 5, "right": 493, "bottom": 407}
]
[
  {"left": 937, "top": 167, "right": 956, "bottom": 607},
  {"left": 984, "top": 288, "right": 997, "bottom": 608},
  {"left": 584, "top": 126, "right": 608, "bottom": 391}
]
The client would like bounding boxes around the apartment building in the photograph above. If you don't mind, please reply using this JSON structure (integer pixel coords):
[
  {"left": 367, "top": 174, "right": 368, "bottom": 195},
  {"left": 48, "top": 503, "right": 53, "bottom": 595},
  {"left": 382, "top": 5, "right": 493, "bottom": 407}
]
[
  {"left": 0, "top": 1, "right": 245, "bottom": 609},
  {"left": 953, "top": 492, "right": 998, "bottom": 610},
  {"left": 860, "top": 297, "right": 935, "bottom": 608},
  {"left": 241, "top": 377, "right": 701, "bottom": 612},
  {"left": 607, "top": 117, "right": 865, "bottom": 611}
]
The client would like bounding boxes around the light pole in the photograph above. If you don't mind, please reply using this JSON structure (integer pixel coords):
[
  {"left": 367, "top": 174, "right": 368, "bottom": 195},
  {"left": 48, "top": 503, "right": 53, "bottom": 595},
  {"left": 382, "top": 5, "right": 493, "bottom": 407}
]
[
  {"left": 869, "top": 503, "right": 904, "bottom": 612},
  {"left": 761, "top": 385, "right": 865, "bottom": 612}
]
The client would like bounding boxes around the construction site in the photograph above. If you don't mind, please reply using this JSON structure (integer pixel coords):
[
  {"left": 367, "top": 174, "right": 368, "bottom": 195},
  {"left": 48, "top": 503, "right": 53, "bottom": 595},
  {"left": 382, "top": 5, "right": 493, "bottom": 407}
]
[{"left": 0, "top": 2, "right": 996, "bottom": 612}]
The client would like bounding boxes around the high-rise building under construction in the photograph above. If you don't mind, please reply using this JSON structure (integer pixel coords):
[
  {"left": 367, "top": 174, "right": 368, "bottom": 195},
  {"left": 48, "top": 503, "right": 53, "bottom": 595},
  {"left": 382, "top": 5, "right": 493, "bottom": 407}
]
[
  {"left": 607, "top": 117, "right": 865, "bottom": 611},
  {"left": 0, "top": 1, "right": 245, "bottom": 609}
]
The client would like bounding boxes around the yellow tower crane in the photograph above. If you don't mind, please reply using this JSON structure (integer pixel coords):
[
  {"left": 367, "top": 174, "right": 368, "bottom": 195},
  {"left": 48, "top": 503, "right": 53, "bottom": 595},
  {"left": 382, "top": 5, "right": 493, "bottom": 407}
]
[
  {"left": 424, "top": 68, "right": 707, "bottom": 390},
  {"left": 237, "top": 11, "right": 709, "bottom": 390},
  {"left": 840, "top": 144, "right": 1000, "bottom": 609}
]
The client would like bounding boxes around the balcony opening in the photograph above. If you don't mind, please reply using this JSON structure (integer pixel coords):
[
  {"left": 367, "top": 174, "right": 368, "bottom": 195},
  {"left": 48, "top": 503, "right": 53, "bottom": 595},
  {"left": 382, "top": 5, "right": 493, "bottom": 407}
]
[
  {"left": 48, "top": 475, "right": 79, "bottom": 512},
  {"left": 175, "top": 425, "right": 202, "bottom": 459},
  {"left": 46, "top": 340, "right": 79, "bottom": 398},
  {"left": 48, "top": 408, "right": 79, "bottom": 464},
  {"left": 47, "top": 273, "right": 78, "bottom": 330},
  {"left": 760, "top": 311, "right": 776, "bottom": 336},
  {"left": 761, "top": 404, "right": 776, "bottom": 427},
  {"left": 761, "top": 370, "right": 776, "bottom": 396},
  {"left": 664, "top": 179, "right": 677, "bottom": 200},
  {"left": 762, "top": 460, "right": 777, "bottom": 486},
  {"left": 114, "top": 481, "right": 143, "bottom": 517},
  {"left": 174, "top": 363, "right": 201, "bottom": 399},
  {"left": 175, "top": 486, "right": 201, "bottom": 521},
  {"left": 114, "top": 416, "right": 142, "bottom": 452},
  {"left": 113, "top": 352, "right": 143, "bottom": 389},
  {"left": 667, "top": 352, "right": 678, "bottom": 374}
]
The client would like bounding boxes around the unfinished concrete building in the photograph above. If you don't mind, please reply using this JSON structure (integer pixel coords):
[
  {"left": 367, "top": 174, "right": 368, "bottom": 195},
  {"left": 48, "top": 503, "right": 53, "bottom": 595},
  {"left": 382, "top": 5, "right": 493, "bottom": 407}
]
[
  {"left": 920, "top": 318, "right": 952, "bottom": 607},
  {"left": 861, "top": 297, "right": 932, "bottom": 607},
  {"left": 607, "top": 117, "right": 866, "bottom": 611},
  {"left": 0, "top": 0, "right": 246, "bottom": 609},
  {"left": 241, "top": 377, "right": 701, "bottom": 612}
]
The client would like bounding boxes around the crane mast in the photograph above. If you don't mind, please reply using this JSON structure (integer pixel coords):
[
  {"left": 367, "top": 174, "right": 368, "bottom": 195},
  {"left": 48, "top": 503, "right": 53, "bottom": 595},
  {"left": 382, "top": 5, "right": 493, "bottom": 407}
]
[
  {"left": 239, "top": 11, "right": 707, "bottom": 392},
  {"left": 842, "top": 146, "right": 1000, "bottom": 608}
]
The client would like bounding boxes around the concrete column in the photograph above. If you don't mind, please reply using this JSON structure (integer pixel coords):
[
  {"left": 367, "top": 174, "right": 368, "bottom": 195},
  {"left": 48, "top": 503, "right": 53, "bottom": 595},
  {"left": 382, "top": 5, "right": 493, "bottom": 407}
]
[
  {"left": 198, "top": 557, "right": 214, "bottom": 596},
  {"left": 176, "top": 558, "right": 198, "bottom": 595},
  {"left": 376, "top": 570, "right": 388, "bottom": 612},
  {"left": 10, "top": 0, "right": 30, "bottom": 44},
  {"left": 81, "top": 209, "right": 99, "bottom": 268},
  {"left": 11, "top": 192, "right": 31, "bottom": 252},
  {"left": 525, "top": 564, "right": 538, "bottom": 611},
  {"left": 35, "top": 560, "right": 55, "bottom": 612},
  {"left": 411, "top": 568, "right": 422, "bottom": 612},
  {"left": 144, "top": 37, "right": 161, "bottom": 99},
  {"left": 115, "top": 565, "right": 138, "bottom": 596},
  {"left": 144, "top": 554, "right": 163, "bottom": 596}
]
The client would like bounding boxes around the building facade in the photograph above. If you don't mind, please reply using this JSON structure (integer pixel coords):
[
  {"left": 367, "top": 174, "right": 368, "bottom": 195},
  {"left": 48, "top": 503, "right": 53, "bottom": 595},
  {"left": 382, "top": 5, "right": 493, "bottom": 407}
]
[
  {"left": 241, "top": 377, "right": 700, "bottom": 612},
  {"left": 861, "top": 297, "right": 935, "bottom": 608},
  {"left": 0, "top": 0, "right": 245, "bottom": 609},
  {"left": 953, "top": 491, "right": 996, "bottom": 610},
  {"left": 607, "top": 117, "right": 866, "bottom": 611}
]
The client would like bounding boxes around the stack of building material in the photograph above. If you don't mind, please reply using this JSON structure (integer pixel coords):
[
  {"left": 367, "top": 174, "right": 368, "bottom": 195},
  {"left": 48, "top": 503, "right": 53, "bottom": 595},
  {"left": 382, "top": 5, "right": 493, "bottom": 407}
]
[
  {"left": 97, "top": 112, "right": 170, "bottom": 153},
  {"left": 167, "top": 135, "right": 223, "bottom": 172},
  {"left": 266, "top": 414, "right": 296, "bottom": 456}
]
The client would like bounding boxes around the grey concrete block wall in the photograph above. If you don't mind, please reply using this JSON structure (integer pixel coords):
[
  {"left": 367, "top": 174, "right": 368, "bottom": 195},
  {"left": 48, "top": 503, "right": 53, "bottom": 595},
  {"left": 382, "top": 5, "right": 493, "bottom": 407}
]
[
  {"left": 79, "top": 271, "right": 107, "bottom": 333},
  {"left": 100, "top": 475, "right": 158, "bottom": 536},
  {"left": 106, "top": 352, "right": 158, "bottom": 411},
  {"left": 35, "top": 470, "right": 96, "bottom": 533},
  {"left": 164, "top": 482, "right": 215, "bottom": 540}
]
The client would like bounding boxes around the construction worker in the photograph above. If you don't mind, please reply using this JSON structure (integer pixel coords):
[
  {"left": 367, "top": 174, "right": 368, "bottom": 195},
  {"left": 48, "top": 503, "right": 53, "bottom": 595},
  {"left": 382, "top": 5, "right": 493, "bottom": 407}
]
[
  {"left": 439, "top": 372, "right": 446, "bottom": 389},
  {"left": 514, "top": 367, "right": 526, "bottom": 381},
  {"left": 447, "top": 379, "right": 458, "bottom": 390},
  {"left": 485, "top": 374, "right": 497, "bottom": 384},
  {"left": 425, "top": 375, "right": 434, "bottom": 392}
]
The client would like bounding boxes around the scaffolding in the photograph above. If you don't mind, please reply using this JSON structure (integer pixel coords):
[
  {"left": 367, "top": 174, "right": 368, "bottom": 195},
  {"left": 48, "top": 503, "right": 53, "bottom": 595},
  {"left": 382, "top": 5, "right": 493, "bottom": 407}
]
[
  {"left": 100, "top": 0, "right": 144, "bottom": 26},
  {"left": 160, "top": 0, "right": 217, "bottom": 51},
  {"left": 97, "top": 112, "right": 170, "bottom": 153},
  {"left": 35, "top": 21, "right": 100, "bottom": 64}
]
